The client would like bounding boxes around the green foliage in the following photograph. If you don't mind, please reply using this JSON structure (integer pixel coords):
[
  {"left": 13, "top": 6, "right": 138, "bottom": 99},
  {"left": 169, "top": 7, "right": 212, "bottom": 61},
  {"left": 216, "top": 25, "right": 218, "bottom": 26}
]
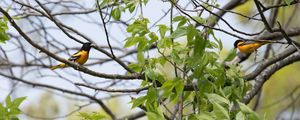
[
  {"left": 237, "top": 102, "right": 261, "bottom": 120},
  {"left": 0, "top": 96, "right": 26, "bottom": 120},
  {"left": 0, "top": 17, "right": 10, "bottom": 43},
  {"left": 99, "top": 1, "right": 260, "bottom": 119},
  {"left": 126, "top": 13, "right": 258, "bottom": 119},
  {"left": 78, "top": 112, "right": 108, "bottom": 120},
  {"left": 98, "top": 0, "right": 149, "bottom": 21},
  {"left": 111, "top": 8, "right": 121, "bottom": 20},
  {"left": 173, "top": 16, "right": 188, "bottom": 28},
  {"left": 223, "top": 48, "right": 237, "bottom": 62},
  {"left": 283, "top": 0, "right": 294, "bottom": 5}
]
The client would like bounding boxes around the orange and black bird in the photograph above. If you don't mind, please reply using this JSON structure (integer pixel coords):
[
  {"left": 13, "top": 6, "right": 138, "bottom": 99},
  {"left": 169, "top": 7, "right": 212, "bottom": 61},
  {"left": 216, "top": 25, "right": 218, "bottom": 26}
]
[
  {"left": 51, "top": 42, "right": 92, "bottom": 70},
  {"left": 234, "top": 40, "right": 271, "bottom": 54}
]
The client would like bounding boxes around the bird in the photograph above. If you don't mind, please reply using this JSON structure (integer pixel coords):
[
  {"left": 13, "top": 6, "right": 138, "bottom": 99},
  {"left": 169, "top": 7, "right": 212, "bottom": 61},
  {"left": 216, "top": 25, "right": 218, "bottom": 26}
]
[
  {"left": 234, "top": 40, "right": 271, "bottom": 54},
  {"left": 51, "top": 42, "right": 92, "bottom": 70}
]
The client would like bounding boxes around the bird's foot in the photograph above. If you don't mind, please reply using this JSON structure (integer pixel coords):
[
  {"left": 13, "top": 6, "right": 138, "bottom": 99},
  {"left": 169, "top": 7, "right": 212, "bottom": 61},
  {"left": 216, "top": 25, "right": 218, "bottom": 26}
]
[{"left": 75, "top": 63, "right": 80, "bottom": 70}]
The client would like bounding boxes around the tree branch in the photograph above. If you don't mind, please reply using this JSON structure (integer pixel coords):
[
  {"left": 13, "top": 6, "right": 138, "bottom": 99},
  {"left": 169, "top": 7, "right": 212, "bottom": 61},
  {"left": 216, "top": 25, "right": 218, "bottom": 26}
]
[
  {"left": 243, "top": 52, "right": 300, "bottom": 104},
  {"left": 244, "top": 47, "right": 297, "bottom": 80},
  {"left": 0, "top": 7, "right": 141, "bottom": 80},
  {"left": 95, "top": 0, "right": 116, "bottom": 58},
  {"left": 0, "top": 72, "right": 116, "bottom": 119}
]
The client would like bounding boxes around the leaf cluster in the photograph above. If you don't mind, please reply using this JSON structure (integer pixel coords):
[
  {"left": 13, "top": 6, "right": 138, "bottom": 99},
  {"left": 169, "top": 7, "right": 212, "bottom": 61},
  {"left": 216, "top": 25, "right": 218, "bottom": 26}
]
[
  {"left": 0, "top": 96, "right": 26, "bottom": 120},
  {"left": 125, "top": 14, "right": 261, "bottom": 119},
  {"left": 0, "top": 16, "right": 10, "bottom": 43},
  {"left": 99, "top": 0, "right": 149, "bottom": 20}
]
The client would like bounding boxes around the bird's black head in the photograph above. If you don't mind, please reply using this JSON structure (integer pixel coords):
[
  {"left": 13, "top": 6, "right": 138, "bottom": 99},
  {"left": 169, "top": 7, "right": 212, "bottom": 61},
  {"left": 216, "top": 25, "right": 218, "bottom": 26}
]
[
  {"left": 81, "top": 42, "right": 92, "bottom": 51},
  {"left": 234, "top": 40, "right": 243, "bottom": 48}
]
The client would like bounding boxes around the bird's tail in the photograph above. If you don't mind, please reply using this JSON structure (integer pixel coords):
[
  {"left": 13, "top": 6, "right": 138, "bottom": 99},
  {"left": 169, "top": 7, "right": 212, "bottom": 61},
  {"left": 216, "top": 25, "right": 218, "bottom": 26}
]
[
  {"left": 258, "top": 40, "right": 271, "bottom": 45},
  {"left": 259, "top": 40, "right": 285, "bottom": 45},
  {"left": 50, "top": 63, "right": 66, "bottom": 70}
]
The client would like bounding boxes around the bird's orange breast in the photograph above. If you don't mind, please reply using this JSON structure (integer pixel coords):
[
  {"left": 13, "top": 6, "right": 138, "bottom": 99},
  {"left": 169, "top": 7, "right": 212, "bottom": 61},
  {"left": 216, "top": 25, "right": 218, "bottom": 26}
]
[
  {"left": 76, "top": 51, "right": 89, "bottom": 65},
  {"left": 237, "top": 42, "right": 263, "bottom": 54}
]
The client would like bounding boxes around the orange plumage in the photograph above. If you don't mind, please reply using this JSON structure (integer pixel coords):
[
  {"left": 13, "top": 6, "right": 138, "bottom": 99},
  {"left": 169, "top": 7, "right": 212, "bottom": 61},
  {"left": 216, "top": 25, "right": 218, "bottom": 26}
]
[
  {"left": 234, "top": 40, "right": 270, "bottom": 54},
  {"left": 51, "top": 42, "right": 92, "bottom": 70}
]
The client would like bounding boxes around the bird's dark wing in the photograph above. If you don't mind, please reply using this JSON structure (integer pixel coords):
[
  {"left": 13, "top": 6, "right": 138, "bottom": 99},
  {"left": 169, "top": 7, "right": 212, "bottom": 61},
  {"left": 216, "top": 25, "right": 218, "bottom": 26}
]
[
  {"left": 239, "top": 41, "right": 255, "bottom": 46},
  {"left": 68, "top": 51, "right": 81, "bottom": 62}
]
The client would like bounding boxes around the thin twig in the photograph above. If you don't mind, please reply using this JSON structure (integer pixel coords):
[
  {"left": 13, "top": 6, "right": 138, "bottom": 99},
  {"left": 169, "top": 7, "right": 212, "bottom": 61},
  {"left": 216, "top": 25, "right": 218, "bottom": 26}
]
[
  {"left": 254, "top": 0, "right": 273, "bottom": 32},
  {"left": 277, "top": 21, "right": 300, "bottom": 52},
  {"left": 95, "top": 0, "right": 116, "bottom": 58}
]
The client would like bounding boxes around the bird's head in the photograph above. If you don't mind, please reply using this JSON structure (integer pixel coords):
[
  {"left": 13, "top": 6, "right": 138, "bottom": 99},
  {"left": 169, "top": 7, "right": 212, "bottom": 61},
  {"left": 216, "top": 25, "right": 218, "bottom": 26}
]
[
  {"left": 234, "top": 40, "right": 243, "bottom": 48},
  {"left": 81, "top": 42, "right": 92, "bottom": 51}
]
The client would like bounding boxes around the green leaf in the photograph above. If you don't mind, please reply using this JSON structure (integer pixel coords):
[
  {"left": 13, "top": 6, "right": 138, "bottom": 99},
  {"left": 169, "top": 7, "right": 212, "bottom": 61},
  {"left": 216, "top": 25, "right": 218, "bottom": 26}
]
[
  {"left": 146, "top": 111, "right": 165, "bottom": 120},
  {"left": 129, "top": 3, "right": 136, "bottom": 13},
  {"left": 207, "top": 41, "right": 219, "bottom": 49},
  {"left": 223, "top": 48, "right": 237, "bottom": 62},
  {"left": 205, "top": 93, "right": 230, "bottom": 105},
  {"left": 8, "top": 108, "right": 21, "bottom": 116},
  {"left": 0, "top": 103, "right": 5, "bottom": 119},
  {"left": 79, "top": 112, "right": 92, "bottom": 119},
  {"left": 192, "top": 16, "right": 206, "bottom": 24},
  {"left": 157, "top": 37, "right": 172, "bottom": 48},
  {"left": 177, "top": 18, "right": 187, "bottom": 28},
  {"left": 190, "top": 113, "right": 214, "bottom": 120},
  {"left": 127, "top": 18, "right": 149, "bottom": 36},
  {"left": 238, "top": 101, "right": 253, "bottom": 114},
  {"left": 213, "top": 102, "right": 230, "bottom": 119},
  {"left": 99, "top": 0, "right": 108, "bottom": 8},
  {"left": 156, "top": 56, "right": 167, "bottom": 66},
  {"left": 137, "top": 51, "right": 145, "bottom": 63},
  {"left": 124, "top": 37, "right": 138, "bottom": 48},
  {"left": 0, "top": 20, "right": 8, "bottom": 30},
  {"left": 145, "top": 69, "right": 157, "bottom": 80},
  {"left": 78, "top": 112, "right": 107, "bottom": 120},
  {"left": 125, "top": 1, "right": 137, "bottom": 13},
  {"left": 237, "top": 101, "right": 261, "bottom": 120},
  {"left": 143, "top": 0, "right": 149, "bottom": 5},
  {"left": 173, "top": 16, "right": 186, "bottom": 22},
  {"left": 186, "top": 24, "right": 197, "bottom": 44},
  {"left": 161, "top": 80, "right": 175, "bottom": 98},
  {"left": 148, "top": 32, "right": 158, "bottom": 44},
  {"left": 1, "top": 96, "right": 26, "bottom": 120},
  {"left": 0, "top": 32, "right": 10, "bottom": 43},
  {"left": 170, "top": 26, "right": 187, "bottom": 38},
  {"left": 193, "top": 34, "right": 206, "bottom": 58},
  {"left": 211, "top": 30, "right": 223, "bottom": 50},
  {"left": 146, "top": 87, "right": 157, "bottom": 103},
  {"left": 111, "top": 8, "right": 121, "bottom": 20},
  {"left": 171, "top": 51, "right": 182, "bottom": 64},
  {"left": 157, "top": 24, "right": 168, "bottom": 38},
  {"left": 174, "top": 79, "right": 184, "bottom": 94},
  {"left": 5, "top": 96, "right": 12, "bottom": 107},
  {"left": 173, "top": 79, "right": 184, "bottom": 102},
  {"left": 236, "top": 112, "right": 246, "bottom": 120},
  {"left": 128, "top": 63, "right": 142, "bottom": 72},
  {"left": 137, "top": 37, "right": 147, "bottom": 51},
  {"left": 283, "top": 0, "right": 293, "bottom": 5},
  {"left": 130, "top": 96, "right": 147, "bottom": 108},
  {"left": 0, "top": 19, "right": 10, "bottom": 43},
  {"left": 11, "top": 97, "right": 26, "bottom": 108}
]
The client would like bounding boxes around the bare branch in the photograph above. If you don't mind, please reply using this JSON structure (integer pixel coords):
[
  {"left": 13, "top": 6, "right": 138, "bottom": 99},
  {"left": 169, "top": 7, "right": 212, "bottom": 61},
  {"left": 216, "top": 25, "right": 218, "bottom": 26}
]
[
  {"left": 0, "top": 72, "right": 116, "bottom": 119},
  {"left": 95, "top": 0, "right": 116, "bottom": 58},
  {"left": 0, "top": 6, "right": 141, "bottom": 80},
  {"left": 243, "top": 52, "right": 300, "bottom": 104}
]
